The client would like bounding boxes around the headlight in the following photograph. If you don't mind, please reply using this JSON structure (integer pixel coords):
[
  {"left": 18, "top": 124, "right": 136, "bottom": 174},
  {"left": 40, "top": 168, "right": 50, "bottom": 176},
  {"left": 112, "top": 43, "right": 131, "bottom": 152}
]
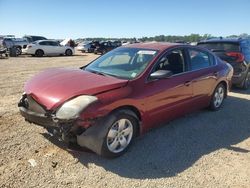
[{"left": 56, "top": 95, "right": 97, "bottom": 120}]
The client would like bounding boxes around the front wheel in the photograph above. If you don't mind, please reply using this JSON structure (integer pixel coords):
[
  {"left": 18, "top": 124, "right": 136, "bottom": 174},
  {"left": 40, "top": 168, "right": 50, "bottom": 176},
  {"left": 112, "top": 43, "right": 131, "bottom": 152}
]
[
  {"left": 65, "top": 49, "right": 73, "bottom": 56},
  {"left": 35, "top": 49, "right": 44, "bottom": 57},
  {"left": 101, "top": 111, "right": 138, "bottom": 158},
  {"left": 210, "top": 83, "right": 226, "bottom": 111}
]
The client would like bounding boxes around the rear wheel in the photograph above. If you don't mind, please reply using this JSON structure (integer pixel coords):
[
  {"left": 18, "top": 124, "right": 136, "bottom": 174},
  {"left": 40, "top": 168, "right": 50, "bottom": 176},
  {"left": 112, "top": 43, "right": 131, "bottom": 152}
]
[
  {"left": 65, "top": 49, "right": 73, "bottom": 56},
  {"left": 210, "top": 83, "right": 226, "bottom": 111},
  {"left": 100, "top": 111, "right": 138, "bottom": 158},
  {"left": 16, "top": 47, "right": 22, "bottom": 55},
  {"left": 35, "top": 49, "right": 44, "bottom": 57}
]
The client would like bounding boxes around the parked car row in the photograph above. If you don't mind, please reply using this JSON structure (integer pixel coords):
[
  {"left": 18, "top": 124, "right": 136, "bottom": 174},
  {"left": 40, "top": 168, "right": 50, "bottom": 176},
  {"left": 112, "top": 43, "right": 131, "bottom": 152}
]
[
  {"left": 18, "top": 42, "right": 234, "bottom": 158},
  {"left": 0, "top": 35, "right": 76, "bottom": 57}
]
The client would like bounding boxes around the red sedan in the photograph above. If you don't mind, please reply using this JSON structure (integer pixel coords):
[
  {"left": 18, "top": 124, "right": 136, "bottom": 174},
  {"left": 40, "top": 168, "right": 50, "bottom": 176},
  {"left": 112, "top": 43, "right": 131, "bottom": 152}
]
[{"left": 18, "top": 42, "right": 233, "bottom": 157}]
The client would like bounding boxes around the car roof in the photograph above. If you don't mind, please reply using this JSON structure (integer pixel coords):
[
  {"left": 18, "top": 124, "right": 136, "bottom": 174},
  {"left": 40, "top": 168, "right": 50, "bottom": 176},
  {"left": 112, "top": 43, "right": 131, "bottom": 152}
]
[
  {"left": 36, "top": 40, "right": 57, "bottom": 43},
  {"left": 125, "top": 42, "right": 184, "bottom": 51},
  {"left": 198, "top": 38, "right": 248, "bottom": 44},
  {"left": 24, "top": 35, "right": 46, "bottom": 38}
]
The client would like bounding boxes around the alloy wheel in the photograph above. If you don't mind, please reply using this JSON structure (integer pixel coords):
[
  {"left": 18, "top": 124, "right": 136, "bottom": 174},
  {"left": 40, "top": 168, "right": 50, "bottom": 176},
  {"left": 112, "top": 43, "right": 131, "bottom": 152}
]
[
  {"left": 213, "top": 86, "right": 225, "bottom": 108},
  {"left": 106, "top": 118, "right": 133, "bottom": 153}
]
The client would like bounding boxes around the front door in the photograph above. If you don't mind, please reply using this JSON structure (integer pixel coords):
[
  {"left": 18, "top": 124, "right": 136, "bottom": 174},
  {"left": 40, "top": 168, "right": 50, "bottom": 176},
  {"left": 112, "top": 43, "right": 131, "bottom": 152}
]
[{"left": 142, "top": 48, "right": 194, "bottom": 130}]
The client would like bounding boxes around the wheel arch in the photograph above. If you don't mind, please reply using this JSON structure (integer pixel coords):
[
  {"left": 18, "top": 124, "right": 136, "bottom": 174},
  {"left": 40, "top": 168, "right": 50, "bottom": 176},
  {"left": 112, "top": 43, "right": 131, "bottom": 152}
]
[
  {"left": 218, "top": 80, "right": 228, "bottom": 98},
  {"left": 35, "top": 49, "right": 44, "bottom": 53},
  {"left": 66, "top": 48, "right": 72, "bottom": 52},
  {"left": 15, "top": 45, "right": 22, "bottom": 49},
  {"left": 108, "top": 105, "right": 142, "bottom": 136}
]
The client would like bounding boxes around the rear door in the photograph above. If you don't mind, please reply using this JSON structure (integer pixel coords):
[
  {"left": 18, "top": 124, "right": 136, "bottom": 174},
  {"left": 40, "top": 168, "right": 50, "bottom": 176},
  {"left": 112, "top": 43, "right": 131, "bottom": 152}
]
[
  {"left": 186, "top": 47, "right": 218, "bottom": 107},
  {"left": 38, "top": 41, "right": 51, "bottom": 54}
]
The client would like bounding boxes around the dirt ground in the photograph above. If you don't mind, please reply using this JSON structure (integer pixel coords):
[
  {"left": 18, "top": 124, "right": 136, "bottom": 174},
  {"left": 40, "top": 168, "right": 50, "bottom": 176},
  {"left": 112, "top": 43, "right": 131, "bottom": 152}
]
[{"left": 0, "top": 52, "right": 250, "bottom": 188}]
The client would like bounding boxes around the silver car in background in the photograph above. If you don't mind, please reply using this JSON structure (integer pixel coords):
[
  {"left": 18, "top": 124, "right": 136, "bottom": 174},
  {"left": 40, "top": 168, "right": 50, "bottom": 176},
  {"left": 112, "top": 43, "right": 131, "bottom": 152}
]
[{"left": 76, "top": 41, "right": 94, "bottom": 53}]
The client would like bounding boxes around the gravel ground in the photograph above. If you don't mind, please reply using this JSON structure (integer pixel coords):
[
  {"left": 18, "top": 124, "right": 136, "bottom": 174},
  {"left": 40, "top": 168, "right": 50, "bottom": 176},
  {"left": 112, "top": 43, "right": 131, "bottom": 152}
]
[{"left": 0, "top": 53, "right": 250, "bottom": 188}]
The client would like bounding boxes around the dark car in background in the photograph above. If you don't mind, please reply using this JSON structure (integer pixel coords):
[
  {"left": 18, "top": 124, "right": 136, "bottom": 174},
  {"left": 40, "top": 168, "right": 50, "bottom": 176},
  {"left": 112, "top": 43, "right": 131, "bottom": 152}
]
[
  {"left": 94, "top": 41, "right": 120, "bottom": 54},
  {"left": 198, "top": 38, "right": 250, "bottom": 89},
  {"left": 18, "top": 42, "right": 233, "bottom": 157}
]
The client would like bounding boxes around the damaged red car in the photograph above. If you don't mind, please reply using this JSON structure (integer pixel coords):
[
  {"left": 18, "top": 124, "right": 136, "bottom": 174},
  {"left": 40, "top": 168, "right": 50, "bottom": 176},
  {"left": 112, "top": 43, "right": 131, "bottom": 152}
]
[{"left": 18, "top": 43, "right": 233, "bottom": 157}]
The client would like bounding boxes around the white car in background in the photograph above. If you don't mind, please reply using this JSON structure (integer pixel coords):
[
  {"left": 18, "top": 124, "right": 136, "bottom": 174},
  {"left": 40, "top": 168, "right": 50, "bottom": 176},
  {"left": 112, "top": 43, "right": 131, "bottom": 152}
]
[{"left": 22, "top": 40, "right": 74, "bottom": 57}]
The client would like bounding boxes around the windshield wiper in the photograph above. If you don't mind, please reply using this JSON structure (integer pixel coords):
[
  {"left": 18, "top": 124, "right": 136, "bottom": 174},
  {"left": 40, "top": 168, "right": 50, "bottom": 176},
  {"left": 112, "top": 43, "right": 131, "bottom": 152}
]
[
  {"left": 88, "top": 70, "right": 107, "bottom": 76},
  {"left": 87, "top": 69, "right": 125, "bottom": 79}
]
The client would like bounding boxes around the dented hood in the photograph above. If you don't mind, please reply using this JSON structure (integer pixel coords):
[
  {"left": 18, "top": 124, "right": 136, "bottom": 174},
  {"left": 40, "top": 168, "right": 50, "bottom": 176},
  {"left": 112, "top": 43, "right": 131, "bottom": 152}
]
[{"left": 24, "top": 68, "right": 128, "bottom": 110}]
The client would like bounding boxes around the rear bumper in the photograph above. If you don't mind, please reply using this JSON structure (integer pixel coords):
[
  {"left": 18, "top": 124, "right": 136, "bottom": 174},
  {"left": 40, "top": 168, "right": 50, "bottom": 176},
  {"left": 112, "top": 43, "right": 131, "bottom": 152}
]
[
  {"left": 22, "top": 48, "right": 33, "bottom": 55},
  {"left": 232, "top": 70, "right": 248, "bottom": 86},
  {"left": 231, "top": 62, "right": 249, "bottom": 86},
  {"left": 232, "top": 75, "right": 245, "bottom": 85}
]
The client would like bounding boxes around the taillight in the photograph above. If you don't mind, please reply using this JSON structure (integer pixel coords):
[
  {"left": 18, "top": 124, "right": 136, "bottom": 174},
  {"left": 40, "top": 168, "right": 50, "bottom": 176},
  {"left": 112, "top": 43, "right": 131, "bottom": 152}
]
[
  {"left": 28, "top": 45, "right": 32, "bottom": 48},
  {"left": 225, "top": 52, "right": 244, "bottom": 63}
]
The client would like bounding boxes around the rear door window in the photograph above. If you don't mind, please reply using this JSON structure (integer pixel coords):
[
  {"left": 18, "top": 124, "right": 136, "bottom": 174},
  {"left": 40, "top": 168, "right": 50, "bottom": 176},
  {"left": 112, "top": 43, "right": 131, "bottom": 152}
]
[
  {"left": 39, "top": 41, "right": 48, "bottom": 45},
  {"left": 188, "top": 49, "right": 212, "bottom": 71},
  {"left": 48, "top": 41, "right": 59, "bottom": 46}
]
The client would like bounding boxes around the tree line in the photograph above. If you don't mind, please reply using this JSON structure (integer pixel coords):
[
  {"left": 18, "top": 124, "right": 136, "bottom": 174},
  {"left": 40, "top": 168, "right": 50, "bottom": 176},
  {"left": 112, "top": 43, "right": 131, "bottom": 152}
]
[{"left": 80, "top": 33, "right": 249, "bottom": 43}]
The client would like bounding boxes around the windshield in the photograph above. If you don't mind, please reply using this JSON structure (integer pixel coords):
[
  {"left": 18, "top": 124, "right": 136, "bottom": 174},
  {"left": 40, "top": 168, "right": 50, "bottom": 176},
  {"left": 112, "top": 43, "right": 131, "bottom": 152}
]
[{"left": 85, "top": 47, "right": 158, "bottom": 80}]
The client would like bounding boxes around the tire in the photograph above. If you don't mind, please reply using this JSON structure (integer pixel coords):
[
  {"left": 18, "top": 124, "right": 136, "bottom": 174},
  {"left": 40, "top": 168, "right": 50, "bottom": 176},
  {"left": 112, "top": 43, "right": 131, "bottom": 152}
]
[
  {"left": 241, "top": 72, "right": 250, "bottom": 90},
  {"left": 100, "top": 111, "right": 138, "bottom": 158},
  {"left": 209, "top": 83, "right": 226, "bottom": 111},
  {"left": 102, "top": 49, "right": 107, "bottom": 54},
  {"left": 16, "top": 47, "right": 22, "bottom": 55},
  {"left": 35, "top": 49, "right": 44, "bottom": 57},
  {"left": 65, "top": 49, "right": 73, "bottom": 56}
]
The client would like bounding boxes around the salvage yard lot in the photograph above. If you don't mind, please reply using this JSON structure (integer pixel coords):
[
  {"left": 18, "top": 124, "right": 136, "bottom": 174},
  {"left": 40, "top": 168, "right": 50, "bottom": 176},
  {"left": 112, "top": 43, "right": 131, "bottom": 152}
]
[{"left": 0, "top": 53, "right": 250, "bottom": 188}]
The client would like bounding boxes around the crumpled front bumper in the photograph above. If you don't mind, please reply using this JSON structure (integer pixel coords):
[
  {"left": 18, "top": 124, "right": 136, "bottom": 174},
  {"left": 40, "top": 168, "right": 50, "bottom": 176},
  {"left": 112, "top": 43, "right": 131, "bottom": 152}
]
[
  {"left": 18, "top": 94, "right": 105, "bottom": 154},
  {"left": 18, "top": 94, "right": 56, "bottom": 127},
  {"left": 19, "top": 106, "right": 56, "bottom": 127},
  {"left": 18, "top": 94, "right": 80, "bottom": 142}
]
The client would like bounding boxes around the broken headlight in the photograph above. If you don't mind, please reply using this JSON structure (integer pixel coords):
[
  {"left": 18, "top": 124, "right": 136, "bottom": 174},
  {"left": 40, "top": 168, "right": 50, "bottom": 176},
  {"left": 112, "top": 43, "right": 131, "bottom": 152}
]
[{"left": 56, "top": 95, "right": 97, "bottom": 120}]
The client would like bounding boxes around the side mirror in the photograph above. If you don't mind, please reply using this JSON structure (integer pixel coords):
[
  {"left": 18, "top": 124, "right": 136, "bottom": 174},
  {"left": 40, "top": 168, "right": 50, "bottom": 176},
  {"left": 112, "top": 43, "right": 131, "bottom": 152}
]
[{"left": 150, "top": 70, "right": 173, "bottom": 79}]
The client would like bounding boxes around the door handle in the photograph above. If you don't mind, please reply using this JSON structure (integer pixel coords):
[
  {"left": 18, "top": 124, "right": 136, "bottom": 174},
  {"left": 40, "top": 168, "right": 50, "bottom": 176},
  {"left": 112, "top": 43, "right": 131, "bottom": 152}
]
[{"left": 184, "top": 81, "right": 191, "bottom": 86}]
